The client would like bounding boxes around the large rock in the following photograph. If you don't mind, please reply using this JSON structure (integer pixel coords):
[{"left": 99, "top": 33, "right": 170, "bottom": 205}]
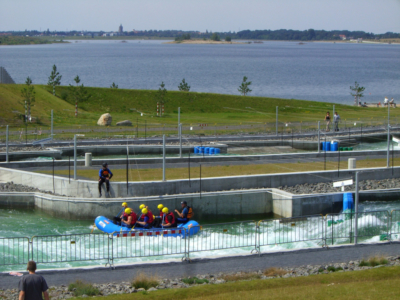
[
  {"left": 97, "top": 113, "right": 112, "bottom": 126},
  {"left": 116, "top": 120, "right": 132, "bottom": 126}
]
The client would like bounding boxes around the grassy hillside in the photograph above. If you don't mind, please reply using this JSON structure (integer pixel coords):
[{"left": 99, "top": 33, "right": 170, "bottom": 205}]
[{"left": 0, "top": 84, "right": 396, "bottom": 128}]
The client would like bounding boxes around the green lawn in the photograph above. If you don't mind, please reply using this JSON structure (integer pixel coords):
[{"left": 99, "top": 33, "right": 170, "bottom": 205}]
[
  {"left": 73, "top": 266, "right": 400, "bottom": 300},
  {"left": 39, "top": 158, "right": 395, "bottom": 181}
]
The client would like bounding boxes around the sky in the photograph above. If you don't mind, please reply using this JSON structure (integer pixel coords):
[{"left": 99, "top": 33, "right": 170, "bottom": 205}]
[{"left": 1, "top": 0, "right": 400, "bottom": 33}]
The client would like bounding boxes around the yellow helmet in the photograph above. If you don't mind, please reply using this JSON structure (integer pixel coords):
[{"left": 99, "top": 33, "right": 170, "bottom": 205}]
[
  {"left": 122, "top": 202, "right": 128, "bottom": 207},
  {"left": 162, "top": 207, "right": 169, "bottom": 214},
  {"left": 141, "top": 208, "right": 148, "bottom": 214},
  {"left": 139, "top": 204, "right": 145, "bottom": 210},
  {"left": 125, "top": 208, "right": 132, "bottom": 214},
  {"left": 157, "top": 204, "right": 164, "bottom": 210}
]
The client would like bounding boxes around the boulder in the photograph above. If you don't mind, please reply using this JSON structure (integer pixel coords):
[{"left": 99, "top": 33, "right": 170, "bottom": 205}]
[
  {"left": 97, "top": 113, "right": 112, "bottom": 126},
  {"left": 116, "top": 120, "right": 132, "bottom": 126}
]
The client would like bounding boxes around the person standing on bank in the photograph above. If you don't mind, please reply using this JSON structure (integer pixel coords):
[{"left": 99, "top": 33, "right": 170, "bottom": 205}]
[
  {"left": 19, "top": 261, "right": 49, "bottom": 300},
  {"left": 324, "top": 112, "right": 331, "bottom": 132},
  {"left": 334, "top": 112, "right": 340, "bottom": 132},
  {"left": 98, "top": 162, "right": 113, "bottom": 197}
]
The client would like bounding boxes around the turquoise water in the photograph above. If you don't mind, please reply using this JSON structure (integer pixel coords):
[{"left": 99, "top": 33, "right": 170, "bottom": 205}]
[{"left": 1, "top": 201, "right": 399, "bottom": 272}]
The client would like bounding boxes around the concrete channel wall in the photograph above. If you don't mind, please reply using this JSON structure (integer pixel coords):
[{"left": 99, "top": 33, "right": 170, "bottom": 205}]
[
  {"left": 0, "top": 190, "right": 273, "bottom": 220},
  {"left": 1, "top": 166, "right": 400, "bottom": 199},
  {"left": 1, "top": 188, "right": 398, "bottom": 220}
]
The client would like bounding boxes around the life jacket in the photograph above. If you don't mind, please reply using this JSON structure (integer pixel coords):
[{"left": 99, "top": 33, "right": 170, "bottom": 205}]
[
  {"left": 123, "top": 212, "right": 137, "bottom": 225},
  {"left": 186, "top": 206, "right": 194, "bottom": 219},
  {"left": 146, "top": 212, "right": 154, "bottom": 224},
  {"left": 139, "top": 212, "right": 154, "bottom": 224},
  {"left": 163, "top": 212, "right": 175, "bottom": 225}
]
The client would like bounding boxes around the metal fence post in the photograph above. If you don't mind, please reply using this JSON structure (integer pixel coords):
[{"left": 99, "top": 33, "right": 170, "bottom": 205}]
[
  {"left": 6, "top": 125, "right": 9, "bottom": 163},
  {"left": 354, "top": 172, "right": 359, "bottom": 245},
  {"left": 74, "top": 134, "right": 77, "bottom": 180},
  {"left": 276, "top": 106, "right": 278, "bottom": 136},
  {"left": 318, "top": 121, "right": 320, "bottom": 153},
  {"left": 162, "top": 134, "right": 166, "bottom": 181},
  {"left": 51, "top": 109, "right": 53, "bottom": 137},
  {"left": 179, "top": 124, "right": 182, "bottom": 158}
]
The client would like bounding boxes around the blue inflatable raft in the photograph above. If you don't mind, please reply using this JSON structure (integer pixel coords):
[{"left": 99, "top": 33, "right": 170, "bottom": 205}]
[{"left": 95, "top": 216, "right": 200, "bottom": 237}]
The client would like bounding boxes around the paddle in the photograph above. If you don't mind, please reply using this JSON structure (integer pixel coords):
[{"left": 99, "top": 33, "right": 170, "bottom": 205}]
[{"left": 116, "top": 207, "right": 124, "bottom": 218}]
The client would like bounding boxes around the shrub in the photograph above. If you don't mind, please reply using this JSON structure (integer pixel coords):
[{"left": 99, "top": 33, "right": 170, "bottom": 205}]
[
  {"left": 60, "top": 90, "right": 69, "bottom": 100},
  {"left": 318, "top": 267, "right": 324, "bottom": 273},
  {"left": 68, "top": 280, "right": 100, "bottom": 297},
  {"left": 225, "top": 36, "right": 232, "bottom": 42},
  {"left": 264, "top": 267, "right": 287, "bottom": 277},
  {"left": 327, "top": 266, "right": 336, "bottom": 272},
  {"left": 131, "top": 272, "right": 159, "bottom": 290},
  {"left": 182, "top": 277, "right": 209, "bottom": 284},
  {"left": 360, "top": 256, "right": 388, "bottom": 267}
]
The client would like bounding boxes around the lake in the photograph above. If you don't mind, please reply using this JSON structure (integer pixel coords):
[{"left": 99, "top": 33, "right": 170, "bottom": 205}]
[{"left": 1, "top": 40, "right": 399, "bottom": 104}]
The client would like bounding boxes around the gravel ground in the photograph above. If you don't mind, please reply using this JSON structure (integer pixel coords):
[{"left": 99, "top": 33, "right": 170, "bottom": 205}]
[
  {"left": 1, "top": 255, "right": 399, "bottom": 299},
  {"left": 280, "top": 178, "right": 400, "bottom": 194}
]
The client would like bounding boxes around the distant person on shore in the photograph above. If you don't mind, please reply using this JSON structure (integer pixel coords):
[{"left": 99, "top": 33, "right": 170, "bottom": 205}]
[
  {"left": 384, "top": 97, "right": 389, "bottom": 106},
  {"left": 390, "top": 98, "right": 396, "bottom": 107},
  {"left": 334, "top": 112, "right": 340, "bottom": 132},
  {"left": 324, "top": 112, "right": 331, "bottom": 132},
  {"left": 98, "top": 162, "right": 113, "bottom": 197},
  {"left": 19, "top": 261, "right": 49, "bottom": 300}
]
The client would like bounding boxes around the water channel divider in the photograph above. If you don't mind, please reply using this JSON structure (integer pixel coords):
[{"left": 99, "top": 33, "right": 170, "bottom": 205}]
[{"left": 2, "top": 209, "right": 400, "bottom": 269}]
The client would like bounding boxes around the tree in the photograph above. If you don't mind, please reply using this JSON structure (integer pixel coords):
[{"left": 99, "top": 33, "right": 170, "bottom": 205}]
[
  {"left": 238, "top": 76, "right": 252, "bottom": 96},
  {"left": 47, "top": 64, "right": 62, "bottom": 96},
  {"left": 110, "top": 82, "right": 118, "bottom": 89},
  {"left": 69, "top": 75, "right": 90, "bottom": 117},
  {"left": 210, "top": 33, "right": 220, "bottom": 41},
  {"left": 21, "top": 77, "right": 35, "bottom": 122},
  {"left": 225, "top": 36, "right": 232, "bottom": 42},
  {"left": 350, "top": 81, "right": 365, "bottom": 106},
  {"left": 178, "top": 78, "right": 190, "bottom": 92}
]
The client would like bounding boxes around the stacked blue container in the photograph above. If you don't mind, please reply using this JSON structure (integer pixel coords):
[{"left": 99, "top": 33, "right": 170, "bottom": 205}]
[
  {"left": 343, "top": 193, "right": 354, "bottom": 211},
  {"left": 193, "top": 147, "right": 221, "bottom": 155}
]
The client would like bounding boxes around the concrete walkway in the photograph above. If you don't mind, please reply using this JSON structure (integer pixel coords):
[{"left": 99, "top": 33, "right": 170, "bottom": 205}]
[{"left": 1, "top": 242, "right": 399, "bottom": 289}]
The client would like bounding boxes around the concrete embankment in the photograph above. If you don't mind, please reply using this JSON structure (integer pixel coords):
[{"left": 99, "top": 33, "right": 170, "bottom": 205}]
[
  {"left": 1, "top": 186, "right": 399, "bottom": 219},
  {"left": 1, "top": 164, "right": 399, "bottom": 199}
]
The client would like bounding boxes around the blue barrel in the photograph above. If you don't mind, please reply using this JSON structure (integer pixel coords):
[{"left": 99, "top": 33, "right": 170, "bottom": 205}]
[
  {"left": 331, "top": 141, "right": 338, "bottom": 151},
  {"left": 199, "top": 147, "right": 205, "bottom": 154},
  {"left": 209, "top": 148, "right": 215, "bottom": 154},
  {"left": 215, "top": 148, "right": 220, "bottom": 154},
  {"left": 194, "top": 147, "right": 199, "bottom": 154},
  {"left": 205, "top": 147, "right": 210, "bottom": 154},
  {"left": 322, "top": 141, "right": 330, "bottom": 151},
  {"left": 343, "top": 193, "right": 353, "bottom": 211}
]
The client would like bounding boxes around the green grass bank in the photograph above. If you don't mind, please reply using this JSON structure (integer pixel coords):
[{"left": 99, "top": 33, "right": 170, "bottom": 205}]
[{"left": 0, "top": 84, "right": 396, "bottom": 129}]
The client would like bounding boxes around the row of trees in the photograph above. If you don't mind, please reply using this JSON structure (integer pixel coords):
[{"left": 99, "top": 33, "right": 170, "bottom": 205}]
[{"left": 8, "top": 29, "right": 400, "bottom": 41}]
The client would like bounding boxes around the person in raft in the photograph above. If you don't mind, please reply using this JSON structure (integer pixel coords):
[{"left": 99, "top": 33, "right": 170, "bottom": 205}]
[
  {"left": 153, "top": 204, "right": 165, "bottom": 228},
  {"left": 161, "top": 207, "right": 177, "bottom": 228},
  {"left": 98, "top": 162, "right": 113, "bottom": 197},
  {"left": 175, "top": 201, "right": 194, "bottom": 223},
  {"left": 113, "top": 202, "right": 130, "bottom": 225},
  {"left": 135, "top": 208, "right": 154, "bottom": 228},
  {"left": 121, "top": 208, "right": 137, "bottom": 228}
]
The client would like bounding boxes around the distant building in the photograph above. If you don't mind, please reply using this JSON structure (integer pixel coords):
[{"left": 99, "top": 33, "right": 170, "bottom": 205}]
[
  {"left": 118, "top": 24, "right": 123, "bottom": 33},
  {"left": 339, "top": 34, "right": 346, "bottom": 40}
]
